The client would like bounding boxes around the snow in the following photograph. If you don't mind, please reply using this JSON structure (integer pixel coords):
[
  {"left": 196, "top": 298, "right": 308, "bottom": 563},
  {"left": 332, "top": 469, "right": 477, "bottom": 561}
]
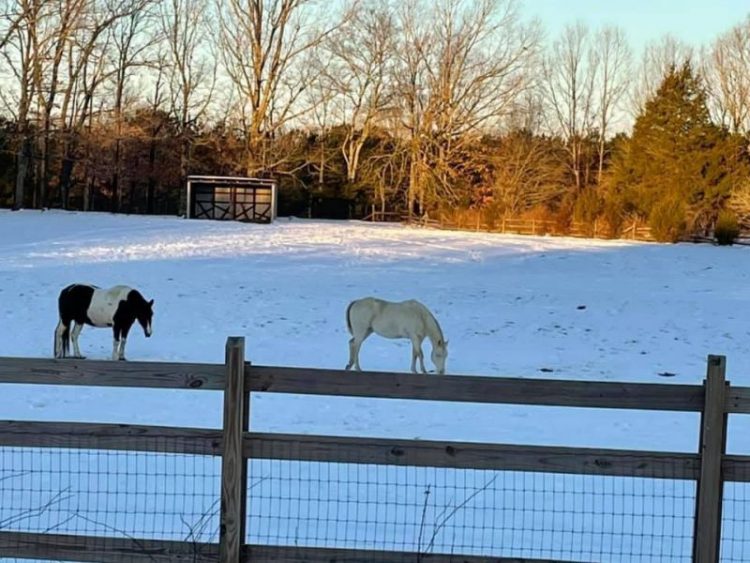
[{"left": 1, "top": 209, "right": 749, "bottom": 561}]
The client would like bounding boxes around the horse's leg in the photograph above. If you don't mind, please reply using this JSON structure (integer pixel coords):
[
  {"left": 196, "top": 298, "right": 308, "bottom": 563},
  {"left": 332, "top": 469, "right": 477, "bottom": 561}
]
[
  {"left": 118, "top": 323, "right": 132, "bottom": 361},
  {"left": 418, "top": 337, "right": 427, "bottom": 373},
  {"left": 410, "top": 336, "right": 426, "bottom": 373},
  {"left": 348, "top": 337, "right": 366, "bottom": 371},
  {"left": 347, "top": 330, "right": 371, "bottom": 371},
  {"left": 71, "top": 322, "right": 84, "bottom": 358},
  {"left": 54, "top": 320, "right": 68, "bottom": 359},
  {"left": 112, "top": 326, "right": 121, "bottom": 361},
  {"left": 345, "top": 337, "right": 357, "bottom": 370}
]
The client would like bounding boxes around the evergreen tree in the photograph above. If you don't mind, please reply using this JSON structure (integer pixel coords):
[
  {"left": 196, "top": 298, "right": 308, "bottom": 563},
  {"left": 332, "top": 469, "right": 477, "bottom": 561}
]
[{"left": 611, "top": 62, "right": 747, "bottom": 241}]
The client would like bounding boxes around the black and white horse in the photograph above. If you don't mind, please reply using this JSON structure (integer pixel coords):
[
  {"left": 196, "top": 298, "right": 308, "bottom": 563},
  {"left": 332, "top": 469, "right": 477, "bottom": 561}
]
[{"left": 54, "top": 284, "right": 154, "bottom": 361}]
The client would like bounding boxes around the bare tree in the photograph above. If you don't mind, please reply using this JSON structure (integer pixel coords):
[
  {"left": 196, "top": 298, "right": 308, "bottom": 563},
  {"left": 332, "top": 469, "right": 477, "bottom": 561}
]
[
  {"left": 360, "top": 142, "right": 407, "bottom": 215},
  {"left": 55, "top": 0, "right": 149, "bottom": 208},
  {"left": 0, "top": 0, "right": 29, "bottom": 50},
  {"left": 592, "top": 26, "right": 630, "bottom": 184},
  {"left": 216, "top": 0, "right": 353, "bottom": 174},
  {"left": 392, "top": 0, "right": 432, "bottom": 215},
  {"left": 506, "top": 89, "right": 545, "bottom": 134},
  {"left": 304, "top": 74, "right": 337, "bottom": 188},
  {"left": 33, "top": 0, "right": 87, "bottom": 207},
  {"left": 106, "top": 0, "right": 155, "bottom": 212},
  {"left": 56, "top": 6, "right": 109, "bottom": 207},
  {"left": 159, "top": 0, "right": 215, "bottom": 212},
  {"left": 0, "top": 0, "right": 56, "bottom": 209},
  {"left": 395, "top": 0, "right": 539, "bottom": 214},
  {"left": 491, "top": 131, "right": 567, "bottom": 215},
  {"left": 321, "top": 0, "right": 394, "bottom": 183},
  {"left": 629, "top": 34, "right": 693, "bottom": 116},
  {"left": 541, "top": 22, "right": 599, "bottom": 190},
  {"left": 704, "top": 15, "right": 750, "bottom": 134}
]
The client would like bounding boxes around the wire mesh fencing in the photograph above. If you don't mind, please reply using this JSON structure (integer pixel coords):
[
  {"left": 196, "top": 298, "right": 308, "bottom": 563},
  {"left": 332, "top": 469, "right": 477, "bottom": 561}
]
[
  {"left": 0, "top": 443, "right": 220, "bottom": 563},
  {"left": 1, "top": 348, "right": 738, "bottom": 563},
  {"left": 246, "top": 445, "right": 697, "bottom": 563},
  {"left": 0, "top": 442, "right": 700, "bottom": 563},
  {"left": 721, "top": 478, "right": 750, "bottom": 563}
]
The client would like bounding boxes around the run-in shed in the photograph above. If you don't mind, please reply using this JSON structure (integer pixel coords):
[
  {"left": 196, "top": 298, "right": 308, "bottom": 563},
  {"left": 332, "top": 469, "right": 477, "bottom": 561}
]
[{"left": 186, "top": 175, "right": 278, "bottom": 223}]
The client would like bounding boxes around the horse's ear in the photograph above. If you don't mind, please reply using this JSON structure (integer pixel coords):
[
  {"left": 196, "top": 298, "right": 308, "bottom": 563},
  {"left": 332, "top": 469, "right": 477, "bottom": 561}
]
[{"left": 148, "top": 299, "right": 154, "bottom": 307}]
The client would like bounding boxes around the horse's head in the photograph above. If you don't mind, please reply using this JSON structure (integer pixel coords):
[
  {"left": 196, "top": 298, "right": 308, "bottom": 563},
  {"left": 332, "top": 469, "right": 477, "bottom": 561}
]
[
  {"left": 136, "top": 298, "right": 154, "bottom": 337},
  {"left": 431, "top": 339, "right": 448, "bottom": 375}
]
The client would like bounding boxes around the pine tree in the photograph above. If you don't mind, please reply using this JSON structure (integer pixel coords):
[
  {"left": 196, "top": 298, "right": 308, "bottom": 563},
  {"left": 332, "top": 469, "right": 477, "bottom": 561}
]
[{"left": 611, "top": 62, "right": 747, "bottom": 241}]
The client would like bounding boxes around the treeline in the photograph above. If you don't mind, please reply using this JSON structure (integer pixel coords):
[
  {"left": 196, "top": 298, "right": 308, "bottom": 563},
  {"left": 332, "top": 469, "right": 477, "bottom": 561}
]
[{"left": 1, "top": 0, "right": 749, "bottom": 241}]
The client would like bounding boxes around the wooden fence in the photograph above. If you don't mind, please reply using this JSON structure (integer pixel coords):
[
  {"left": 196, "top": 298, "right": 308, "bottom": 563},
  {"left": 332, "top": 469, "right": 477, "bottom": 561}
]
[
  {"left": 363, "top": 211, "right": 657, "bottom": 242},
  {"left": 0, "top": 338, "right": 748, "bottom": 562}
]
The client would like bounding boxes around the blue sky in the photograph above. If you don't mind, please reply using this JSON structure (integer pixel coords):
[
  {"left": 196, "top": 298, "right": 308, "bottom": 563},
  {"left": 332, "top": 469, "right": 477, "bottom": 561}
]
[{"left": 523, "top": 0, "right": 748, "bottom": 54}]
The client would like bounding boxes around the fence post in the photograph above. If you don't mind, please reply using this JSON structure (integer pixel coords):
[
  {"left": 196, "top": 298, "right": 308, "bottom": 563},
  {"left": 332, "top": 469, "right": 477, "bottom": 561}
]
[
  {"left": 693, "top": 355, "right": 728, "bottom": 563},
  {"left": 220, "top": 337, "right": 248, "bottom": 563}
]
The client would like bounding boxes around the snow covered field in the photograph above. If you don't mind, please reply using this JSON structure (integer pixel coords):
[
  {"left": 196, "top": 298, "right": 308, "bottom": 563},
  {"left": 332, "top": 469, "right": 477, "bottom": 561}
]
[{"left": 1, "top": 210, "right": 749, "bottom": 560}]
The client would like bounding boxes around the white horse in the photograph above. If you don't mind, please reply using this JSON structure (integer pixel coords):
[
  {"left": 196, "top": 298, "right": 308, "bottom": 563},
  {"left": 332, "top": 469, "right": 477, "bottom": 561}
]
[{"left": 344, "top": 297, "right": 448, "bottom": 374}]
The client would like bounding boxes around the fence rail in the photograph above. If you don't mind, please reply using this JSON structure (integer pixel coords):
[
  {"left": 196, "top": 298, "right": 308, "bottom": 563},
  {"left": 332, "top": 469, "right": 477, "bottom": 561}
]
[
  {"left": 0, "top": 339, "right": 748, "bottom": 562},
  {"left": 0, "top": 357, "right": 708, "bottom": 410},
  {"left": 365, "top": 212, "right": 658, "bottom": 241},
  {"left": 365, "top": 211, "right": 750, "bottom": 245},
  {"left": 0, "top": 420, "right": 701, "bottom": 480}
]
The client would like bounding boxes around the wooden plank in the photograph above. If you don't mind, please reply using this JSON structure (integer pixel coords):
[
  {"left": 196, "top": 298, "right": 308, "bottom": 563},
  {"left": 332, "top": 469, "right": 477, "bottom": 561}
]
[
  {"left": 0, "top": 420, "right": 221, "bottom": 455},
  {"left": 0, "top": 358, "right": 706, "bottom": 412},
  {"left": 0, "top": 356, "right": 225, "bottom": 389},
  {"left": 723, "top": 455, "right": 750, "bottom": 482},
  {"left": 0, "top": 420, "right": 699, "bottom": 479},
  {"left": 220, "top": 337, "right": 246, "bottom": 563},
  {"left": 0, "top": 530, "right": 218, "bottom": 562},
  {"left": 248, "top": 366, "right": 704, "bottom": 411},
  {"left": 243, "top": 544, "right": 582, "bottom": 562},
  {"left": 726, "top": 386, "right": 750, "bottom": 413},
  {"left": 245, "top": 433, "right": 700, "bottom": 480},
  {"left": 693, "top": 355, "right": 728, "bottom": 563}
]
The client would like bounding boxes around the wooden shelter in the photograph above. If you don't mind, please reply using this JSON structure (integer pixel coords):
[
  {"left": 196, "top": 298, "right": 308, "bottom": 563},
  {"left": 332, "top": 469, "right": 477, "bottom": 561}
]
[{"left": 186, "top": 175, "right": 278, "bottom": 223}]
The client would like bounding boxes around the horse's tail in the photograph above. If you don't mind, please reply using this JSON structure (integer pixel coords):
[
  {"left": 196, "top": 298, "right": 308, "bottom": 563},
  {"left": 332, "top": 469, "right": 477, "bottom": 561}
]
[{"left": 345, "top": 300, "right": 355, "bottom": 334}]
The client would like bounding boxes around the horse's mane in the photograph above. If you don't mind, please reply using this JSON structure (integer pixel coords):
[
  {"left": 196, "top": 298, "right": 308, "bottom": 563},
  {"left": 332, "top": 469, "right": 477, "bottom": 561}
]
[
  {"left": 126, "top": 289, "right": 150, "bottom": 309},
  {"left": 421, "top": 305, "right": 445, "bottom": 345},
  {"left": 127, "top": 289, "right": 143, "bottom": 302}
]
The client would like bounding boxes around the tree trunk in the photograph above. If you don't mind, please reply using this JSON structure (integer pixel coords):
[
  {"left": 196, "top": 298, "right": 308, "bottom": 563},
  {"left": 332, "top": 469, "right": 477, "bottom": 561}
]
[
  {"left": 59, "top": 151, "right": 75, "bottom": 209},
  {"left": 38, "top": 130, "right": 50, "bottom": 208},
  {"left": 84, "top": 175, "right": 93, "bottom": 211},
  {"left": 319, "top": 135, "right": 325, "bottom": 185},
  {"left": 111, "top": 138, "right": 121, "bottom": 213},
  {"left": 128, "top": 178, "right": 137, "bottom": 213},
  {"left": 13, "top": 139, "right": 30, "bottom": 210},
  {"left": 245, "top": 130, "right": 263, "bottom": 176},
  {"left": 407, "top": 159, "right": 416, "bottom": 219}
]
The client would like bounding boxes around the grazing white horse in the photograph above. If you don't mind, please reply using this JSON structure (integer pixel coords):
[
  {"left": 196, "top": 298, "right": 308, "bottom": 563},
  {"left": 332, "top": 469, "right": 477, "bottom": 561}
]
[{"left": 345, "top": 297, "right": 448, "bottom": 374}]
